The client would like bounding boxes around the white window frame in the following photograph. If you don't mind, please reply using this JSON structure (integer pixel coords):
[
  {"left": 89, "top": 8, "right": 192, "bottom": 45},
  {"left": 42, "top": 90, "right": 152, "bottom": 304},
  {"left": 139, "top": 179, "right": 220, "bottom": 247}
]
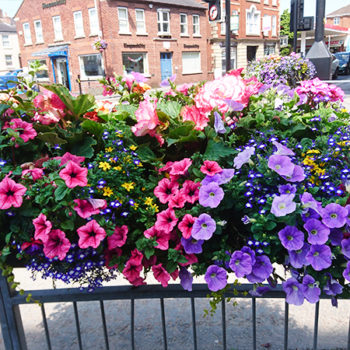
[
  {"left": 264, "top": 0, "right": 269, "bottom": 4},
  {"left": 192, "top": 15, "right": 200, "bottom": 36},
  {"left": 52, "top": 16, "right": 63, "bottom": 41},
  {"left": 262, "top": 15, "right": 271, "bottom": 35},
  {"left": 2, "top": 34, "right": 10, "bottom": 48},
  {"left": 272, "top": 15, "right": 277, "bottom": 36},
  {"left": 334, "top": 17, "right": 340, "bottom": 25},
  {"left": 23, "top": 22, "right": 32, "bottom": 45},
  {"left": 73, "top": 11, "right": 85, "bottom": 38},
  {"left": 79, "top": 53, "right": 104, "bottom": 80},
  {"left": 135, "top": 9, "right": 146, "bottom": 35},
  {"left": 180, "top": 13, "right": 188, "bottom": 36},
  {"left": 157, "top": 9, "right": 170, "bottom": 36},
  {"left": 220, "top": 0, "right": 226, "bottom": 35},
  {"left": 272, "top": 0, "right": 277, "bottom": 5},
  {"left": 88, "top": 7, "right": 99, "bottom": 36},
  {"left": 5, "top": 55, "right": 12, "bottom": 66},
  {"left": 34, "top": 20, "right": 43, "bottom": 43},
  {"left": 122, "top": 52, "right": 149, "bottom": 75},
  {"left": 246, "top": 5, "right": 261, "bottom": 35},
  {"left": 182, "top": 51, "right": 201, "bottom": 74},
  {"left": 117, "top": 7, "right": 130, "bottom": 34}
]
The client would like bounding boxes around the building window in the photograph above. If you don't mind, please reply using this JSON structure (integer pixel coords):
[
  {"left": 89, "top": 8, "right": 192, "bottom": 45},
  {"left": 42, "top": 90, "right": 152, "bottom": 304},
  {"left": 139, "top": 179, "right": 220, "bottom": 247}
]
[
  {"left": 264, "top": 43, "right": 276, "bottom": 56},
  {"left": 272, "top": 0, "right": 277, "bottom": 5},
  {"left": 52, "top": 16, "right": 63, "bottom": 41},
  {"left": 5, "top": 55, "right": 12, "bottom": 66},
  {"left": 122, "top": 52, "right": 148, "bottom": 74},
  {"left": 2, "top": 34, "right": 10, "bottom": 47},
  {"left": 193, "top": 15, "right": 200, "bottom": 36},
  {"left": 180, "top": 14, "right": 188, "bottom": 36},
  {"left": 272, "top": 15, "right": 277, "bottom": 36},
  {"left": 262, "top": 15, "right": 271, "bottom": 35},
  {"left": 231, "top": 11, "right": 239, "bottom": 34},
  {"left": 246, "top": 6, "right": 261, "bottom": 35},
  {"left": 79, "top": 54, "right": 104, "bottom": 79},
  {"left": 34, "top": 20, "right": 43, "bottom": 43},
  {"left": 118, "top": 7, "right": 129, "bottom": 34},
  {"left": 280, "top": 35, "right": 288, "bottom": 47},
  {"left": 220, "top": 0, "right": 226, "bottom": 35},
  {"left": 23, "top": 23, "right": 32, "bottom": 45},
  {"left": 29, "top": 59, "right": 49, "bottom": 79},
  {"left": 89, "top": 8, "right": 99, "bottom": 35},
  {"left": 334, "top": 17, "right": 340, "bottom": 25},
  {"left": 182, "top": 51, "right": 201, "bottom": 74},
  {"left": 135, "top": 9, "right": 146, "bottom": 34},
  {"left": 264, "top": 0, "right": 269, "bottom": 4},
  {"left": 73, "top": 11, "right": 85, "bottom": 37},
  {"left": 157, "top": 9, "right": 170, "bottom": 35}
]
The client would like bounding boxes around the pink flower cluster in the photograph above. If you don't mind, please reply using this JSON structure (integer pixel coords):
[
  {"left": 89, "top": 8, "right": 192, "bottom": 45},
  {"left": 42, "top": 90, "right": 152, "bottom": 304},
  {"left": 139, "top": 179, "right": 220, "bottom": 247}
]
[{"left": 3, "top": 119, "right": 37, "bottom": 145}]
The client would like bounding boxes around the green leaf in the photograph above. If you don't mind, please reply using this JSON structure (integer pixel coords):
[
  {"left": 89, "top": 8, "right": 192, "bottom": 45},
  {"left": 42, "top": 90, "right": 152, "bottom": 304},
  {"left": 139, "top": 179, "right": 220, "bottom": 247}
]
[
  {"left": 113, "top": 104, "right": 138, "bottom": 121},
  {"left": 168, "top": 124, "right": 194, "bottom": 139},
  {"left": 0, "top": 103, "right": 10, "bottom": 115},
  {"left": 37, "top": 132, "right": 67, "bottom": 145},
  {"left": 60, "top": 220, "right": 75, "bottom": 231},
  {"left": 54, "top": 185, "right": 69, "bottom": 201},
  {"left": 157, "top": 101, "right": 182, "bottom": 119},
  {"left": 71, "top": 136, "right": 97, "bottom": 158},
  {"left": 204, "top": 140, "right": 235, "bottom": 160},
  {"left": 5, "top": 233, "right": 12, "bottom": 244},
  {"left": 81, "top": 119, "right": 104, "bottom": 139},
  {"left": 144, "top": 247, "right": 155, "bottom": 260},
  {"left": 136, "top": 144, "right": 156, "bottom": 162}
]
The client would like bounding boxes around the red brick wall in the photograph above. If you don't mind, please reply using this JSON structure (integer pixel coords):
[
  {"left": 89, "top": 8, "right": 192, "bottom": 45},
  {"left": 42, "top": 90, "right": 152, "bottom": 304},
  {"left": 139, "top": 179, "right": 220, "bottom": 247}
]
[{"left": 326, "top": 16, "right": 350, "bottom": 29}]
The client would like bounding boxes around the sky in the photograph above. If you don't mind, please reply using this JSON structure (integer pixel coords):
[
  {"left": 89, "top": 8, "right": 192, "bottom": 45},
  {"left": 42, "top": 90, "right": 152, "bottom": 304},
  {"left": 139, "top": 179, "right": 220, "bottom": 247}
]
[{"left": 0, "top": 0, "right": 349, "bottom": 17}]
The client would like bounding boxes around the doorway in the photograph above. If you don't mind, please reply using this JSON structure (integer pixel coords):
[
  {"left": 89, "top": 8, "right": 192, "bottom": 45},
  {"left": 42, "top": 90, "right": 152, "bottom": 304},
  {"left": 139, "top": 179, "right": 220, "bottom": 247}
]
[
  {"left": 55, "top": 58, "right": 69, "bottom": 89},
  {"left": 247, "top": 46, "right": 258, "bottom": 62},
  {"left": 160, "top": 52, "right": 172, "bottom": 81}
]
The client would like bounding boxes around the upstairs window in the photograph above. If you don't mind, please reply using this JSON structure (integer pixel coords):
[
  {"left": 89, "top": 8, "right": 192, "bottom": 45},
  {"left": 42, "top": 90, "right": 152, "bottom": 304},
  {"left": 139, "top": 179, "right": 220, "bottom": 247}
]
[
  {"left": 135, "top": 9, "right": 146, "bottom": 34},
  {"left": 264, "top": 0, "right": 269, "bottom": 4},
  {"left": 193, "top": 15, "right": 200, "bottom": 36},
  {"left": 34, "top": 20, "right": 43, "bottom": 43},
  {"left": 89, "top": 8, "right": 99, "bottom": 35},
  {"left": 180, "top": 14, "right": 188, "bottom": 36},
  {"left": 118, "top": 7, "right": 129, "bottom": 34},
  {"left": 74, "top": 11, "right": 85, "bottom": 37},
  {"left": 157, "top": 9, "right": 170, "bottom": 35},
  {"left": 272, "top": 15, "right": 277, "bottom": 36},
  {"left": 246, "top": 5, "right": 260, "bottom": 35},
  {"left": 23, "top": 23, "right": 32, "bottom": 45},
  {"left": 334, "top": 17, "right": 340, "bottom": 25},
  {"left": 5, "top": 55, "right": 12, "bottom": 66},
  {"left": 2, "top": 34, "right": 10, "bottom": 47},
  {"left": 272, "top": 0, "right": 277, "bottom": 5},
  {"left": 52, "top": 16, "right": 63, "bottom": 41}
]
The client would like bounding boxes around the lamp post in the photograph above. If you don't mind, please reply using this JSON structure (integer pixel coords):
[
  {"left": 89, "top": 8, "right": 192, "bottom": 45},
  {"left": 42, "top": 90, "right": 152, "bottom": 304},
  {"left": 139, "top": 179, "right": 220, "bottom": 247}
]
[{"left": 225, "top": 0, "right": 231, "bottom": 72}]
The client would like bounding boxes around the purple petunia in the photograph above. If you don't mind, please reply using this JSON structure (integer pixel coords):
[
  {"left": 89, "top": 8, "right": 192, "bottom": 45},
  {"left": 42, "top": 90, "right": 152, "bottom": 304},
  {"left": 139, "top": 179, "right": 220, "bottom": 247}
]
[
  {"left": 217, "top": 169, "right": 235, "bottom": 184},
  {"left": 341, "top": 238, "right": 350, "bottom": 259},
  {"left": 246, "top": 255, "right": 273, "bottom": 283},
  {"left": 278, "top": 184, "right": 296, "bottom": 195},
  {"left": 278, "top": 225, "right": 304, "bottom": 250},
  {"left": 271, "top": 194, "right": 296, "bottom": 217},
  {"left": 300, "top": 192, "right": 321, "bottom": 211},
  {"left": 233, "top": 147, "right": 255, "bottom": 169},
  {"left": 268, "top": 155, "right": 295, "bottom": 176},
  {"left": 282, "top": 278, "right": 304, "bottom": 305},
  {"left": 301, "top": 208, "right": 320, "bottom": 222},
  {"left": 343, "top": 261, "right": 350, "bottom": 282},
  {"left": 329, "top": 229, "right": 343, "bottom": 246},
  {"left": 304, "top": 219, "right": 330, "bottom": 245},
  {"left": 272, "top": 140, "right": 295, "bottom": 156},
  {"left": 204, "top": 265, "right": 227, "bottom": 292},
  {"left": 321, "top": 203, "right": 348, "bottom": 229},
  {"left": 229, "top": 250, "right": 253, "bottom": 278},
  {"left": 179, "top": 267, "right": 193, "bottom": 291},
  {"left": 282, "top": 165, "right": 305, "bottom": 182},
  {"left": 191, "top": 214, "right": 216, "bottom": 240},
  {"left": 241, "top": 246, "right": 256, "bottom": 265},
  {"left": 305, "top": 244, "right": 332, "bottom": 271},
  {"left": 201, "top": 174, "right": 222, "bottom": 186},
  {"left": 302, "top": 275, "right": 320, "bottom": 303},
  {"left": 214, "top": 111, "right": 226, "bottom": 134},
  {"left": 323, "top": 276, "right": 343, "bottom": 296},
  {"left": 289, "top": 243, "right": 310, "bottom": 268},
  {"left": 181, "top": 236, "right": 204, "bottom": 254},
  {"left": 199, "top": 183, "right": 225, "bottom": 208}
]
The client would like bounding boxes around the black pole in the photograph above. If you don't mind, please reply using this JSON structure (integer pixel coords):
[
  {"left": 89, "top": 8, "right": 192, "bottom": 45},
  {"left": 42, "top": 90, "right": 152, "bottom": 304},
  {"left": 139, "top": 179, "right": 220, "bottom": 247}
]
[
  {"left": 225, "top": 0, "right": 230, "bottom": 72},
  {"left": 315, "top": 0, "right": 325, "bottom": 42},
  {"left": 292, "top": 0, "right": 298, "bottom": 52}
]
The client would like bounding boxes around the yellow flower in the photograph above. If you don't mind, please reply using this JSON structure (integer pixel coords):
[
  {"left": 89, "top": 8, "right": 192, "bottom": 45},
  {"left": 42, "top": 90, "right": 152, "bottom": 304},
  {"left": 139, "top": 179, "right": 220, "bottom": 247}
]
[
  {"left": 99, "top": 161, "right": 111, "bottom": 171},
  {"left": 114, "top": 166, "right": 122, "bottom": 171},
  {"left": 105, "top": 147, "right": 113, "bottom": 152},
  {"left": 150, "top": 204, "right": 159, "bottom": 213},
  {"left": 133, "top": 202, "right": 139, "bottom": 210},
  {"left": 122, "top": 182, "right": 135, "bottom": 192},
  {"left": 144, "top": 197, "right": 153, "bottom": 206},
  {"left": 130, "top": 145, "right": 137, "bottom": 151},
  {"left": 103, "top": 187, "right": 113, "bottom": 197},
  {"left": 306, "top": 149, "right": 320, "bottom": 155}
]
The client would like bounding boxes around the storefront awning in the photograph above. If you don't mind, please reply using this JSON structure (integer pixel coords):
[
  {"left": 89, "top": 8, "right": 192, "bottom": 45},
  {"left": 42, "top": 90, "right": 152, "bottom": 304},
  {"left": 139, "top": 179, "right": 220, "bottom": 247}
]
[{"left": 32, "top": 45, "right": 68, "bottom": 57}]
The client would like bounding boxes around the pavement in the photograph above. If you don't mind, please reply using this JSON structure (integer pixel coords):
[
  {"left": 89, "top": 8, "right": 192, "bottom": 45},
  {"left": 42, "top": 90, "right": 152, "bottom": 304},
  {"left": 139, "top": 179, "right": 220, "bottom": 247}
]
[{"left": 1, "top": 76, "right": 350, "bottom": 350}]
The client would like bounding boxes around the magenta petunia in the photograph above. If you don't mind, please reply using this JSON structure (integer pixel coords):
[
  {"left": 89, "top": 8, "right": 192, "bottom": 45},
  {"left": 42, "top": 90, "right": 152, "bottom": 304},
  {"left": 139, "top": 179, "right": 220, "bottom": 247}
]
[
  {"left": 178, "top": 214, "right": 196, "bottom": 239},
  {"left": 33, "top": 213, "right": 52, "bottom": 243},
  {"left": 144, "top": 225, "right": 170, "bottom": 250},
  {"left": 152, "top": 263, "right": 171, "bottom": 287},
  {"left": 7, "top": 118, "right": 37, "bottom": 143},
  {"left": 168, "top": 190, "right": 187, "bottom": 209},
  {"left": 200, "top": 160, "right": 222, "bottom": 176},
  {"left": 77, "top": 220, "right": 106, "bottom": 249},
  {"left": 199, "top": 182, "right": 224, "bottom": 208},
  {"left": 56, "top": 152, "right": 85, "bottom": 166},
  {"left": 108, "top": 225, "right": 128, "bottom": 249},
  {"left": 154, "top": 178, "right": 179, "bottom": 204},
  {"left": 180, "top": 180, "right": 200, "bottom": 204},
  {"left": 22, "top": 168, "right": 43, "bottom": 181},
  {"left": 73, "top": 199, "right": 101, "bottom": 218},
  {"left": 0, "top": 176, "right": 27, "bottom": 210},
  {"left": 169, "top": 158, "right": 192, "bottom": 176},
  {"left": 204, "top": 265, "right": 227, "bottom": 292},
  {"left": 43, "top": 229, "right": 71, "bottom": 260},
  {"left": 155, "top": 208, "right": 178, "bottom": 232},
  {"left": 59, "top": 161, "right": 88, "bottom": 188}
]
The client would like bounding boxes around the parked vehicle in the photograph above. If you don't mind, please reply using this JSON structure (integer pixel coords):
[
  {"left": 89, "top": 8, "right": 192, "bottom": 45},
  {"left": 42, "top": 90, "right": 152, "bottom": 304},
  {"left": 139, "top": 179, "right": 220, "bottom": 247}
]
[
  {"left": 331, "top": 54, "right": 339, "bottom": 80},
  {"left": 335, "top": 52, "right": 350, "bottom": 75},
  {"left": 0, "top": 69, "right": 22, "bottom": 90}
]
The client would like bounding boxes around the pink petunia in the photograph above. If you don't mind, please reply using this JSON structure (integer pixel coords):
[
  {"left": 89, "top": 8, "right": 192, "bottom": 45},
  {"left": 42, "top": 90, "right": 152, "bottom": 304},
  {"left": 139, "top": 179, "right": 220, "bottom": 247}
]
[
  {"left": 144, "top": 226, "right": 170, "bottom": 250},
  {"left": 104, "top": 247, "right": 122, "bottom": 269},
  {"left": 0, "top": 176, "right": 27, "bottom": 210},
  {"left": 158, "top": 161, "right": 174, "bottom": 173},
  {"left": 178, "top": 214, "right": 197, "bottom": 239},
  {"left": 59, "top": 161, "right": 88, "bottom": 188},
  {"left": 155, "top": 208, "right": 178, "bottom": 232},
  {"left": 168, "top": 191, "right": 186, "bottom": 209},
  {"left": 154, "top": 178, "right": 179, "bottom": 204},
  {"left": 56, "top": 152, "right": 85, "bottom": 166},
  {"left": 6, "top": 119, "right": 37, "bottom": 143},
  {"left": 77, "top": 220, "right": 106, "bottom": 249},
  {"left": 43, "top": 229, "right": 71, "bottom": 260},
  {"left": 152, "top": 263, "right": 171, "bottom": 287},
  {"left": 180, "top": 180, "right": 200, "bottom": 204},
  {"left": 108, "top": 225, "right": 128, "bottom": 249},
  {"left": 73, "top": 199, "right": 101, "bottom": 219},
  {"left": 22, "top": 168, "right": 44, "bottom": 181},
  {"left": 200, "top": 160, "right": 222, "bottom": 176},
  {"left": 169, "top": 158, "right": 192, "bottom": 176},
  {"left": 123, "top": 249, "right": 145, "bottom": 285},
  {"left": 33, "top": 213, "right": 52, "bottom": 242},
  {"left": 181, "top": 105, "right": 209, "bottom": 130}
]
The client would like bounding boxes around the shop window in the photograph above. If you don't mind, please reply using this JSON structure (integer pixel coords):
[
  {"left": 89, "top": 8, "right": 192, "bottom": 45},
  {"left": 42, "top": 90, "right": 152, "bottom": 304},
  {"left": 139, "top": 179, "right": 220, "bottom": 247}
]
[
  {"left": 157, "top": 9, "right": 170, "bottom": 35},
  {"left": 118, "top": 7, "right": 130, "bottom": 34},
  {"left": 74, "top": 11, "right": 85, "bottom": 37},
  {"left": 135, "top": 9, "right": 146, "bottom": 34},
  {"left": 34, "top": 20, "right": 43, "bottom": 43},
  {"left": 246, "top": 5, "right": 261, "bottom": 35},
  {"left": 122, "top": 53, "right": 148, "bottom": 74},
  {"left": 264, "top": 44, "right": 276, "bottom": 56},
  {"left": 180, "top": 14, "right": 188, "bottom": 36},
  {"left": 2, "top": 34, "right": 10, "bottom": 47},
  {"left": 79, "top": 54, "right": 104, "bottom": 79},
  {"left": 89, "top": 8, "right": 99, "bottom": 35},
  {"left": 182, "top": 51, "right": 201, "bottom": 74},
  {"left": 5, "top": 55, "right": 12, "bottom": 66},
  {"left": 29, "top": 59, "right": 49, "bottom": 79},
  {"left": 52, "top": 16, "right": 63, "bottom": 41},
  {"left": 23, "top": 23, "right": 32, "bottom": 45},
  {"left": 193, "top": 15, "right": 200, "bottom": 36}
]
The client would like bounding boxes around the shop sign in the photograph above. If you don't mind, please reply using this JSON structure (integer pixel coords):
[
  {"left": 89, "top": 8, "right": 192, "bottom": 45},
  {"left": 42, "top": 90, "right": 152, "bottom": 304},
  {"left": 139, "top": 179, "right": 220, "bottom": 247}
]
[
  {"left": 184, "top": 44, "right": 199, "bottom": 49},
  {"left": 325, "top": 40, "right": 344, "bottom": 46},
  {"left": 42, "top": 0, "right": 66, "bottom": 9},
  {"left": 123, "top": 43, "right": 146, "bottom": 49}
]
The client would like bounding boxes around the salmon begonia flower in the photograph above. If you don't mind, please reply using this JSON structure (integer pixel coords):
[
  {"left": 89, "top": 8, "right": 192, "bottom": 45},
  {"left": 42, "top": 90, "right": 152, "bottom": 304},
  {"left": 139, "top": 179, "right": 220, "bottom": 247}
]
[
  {"left": 59, "top": 161, "right": 88, "bottom": 188},
  {"left": 0, "top": 177, "right": 27, "bottom": 210}
]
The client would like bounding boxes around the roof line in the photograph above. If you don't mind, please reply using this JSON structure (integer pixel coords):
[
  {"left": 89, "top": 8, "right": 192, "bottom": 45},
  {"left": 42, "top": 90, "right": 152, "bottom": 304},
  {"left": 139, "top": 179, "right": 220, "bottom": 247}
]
[{"left": 13, "top": 0, "right": 24, "bottom": 19}]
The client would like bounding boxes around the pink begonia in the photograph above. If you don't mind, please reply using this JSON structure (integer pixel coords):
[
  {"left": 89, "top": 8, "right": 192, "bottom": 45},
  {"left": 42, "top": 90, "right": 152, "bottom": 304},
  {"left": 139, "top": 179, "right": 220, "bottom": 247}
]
[
  {"left": 169, "top": 158, "right": 192, "bottom": 176},
  {"left": 22, "top": 168, "right": 43, "bottom": 181},
  {"left": 131, "top": 99, "right": 159, "bottom": 137},
  {"left": 43, "top": 229, "right": 71, "bottom": 260},
  {"left": 108, "top": 225, "right": 128, "bottom": 249},
  {"left": 178, "top": 214, "right": 197, "bottom": 239},
  {"left": 59, "top": 161, "right": 88, "bottom": 188},
  {"left": 33, "top": 110, "right": 61, "bottom": 125},
  {"left": 155, "top": 208, "right": 178, "bottom": 232},
  {"left": 200, "top": 160, "right": 222, "bottom": 176},
  {"left": 144, "top": 226, "right": 170, "bottom": 250},
  {"left": 154, "top": 178, "right": 179, "bottom": 204},
  {"left": 5, "top": 119, "right": 37, "bottom": 143},
  {"left": 33, "top": 213, "right": 52, "bottom": 242},
  {"left": 73, "top": 199, "right": 101, "bottom": 218},
  {"left": 177, "top": 83, "right": 193, "bottom": 95},
  {"left": 0, "top": 176, "right": 27, "bottom": 210},
  {"left": 152, "top": 263, "right": 171, "bottom": 287},
  {"left": 181, "top": 105, "right": 209, "bottom": 130},
  {"left": 77, "top": 220, "right": 106, "bottom": 249},
  {"left": 57, "top": 152, "right": 85, "bottom": 166},
  {"left": 33, "top": 90, "right": 65, "bottom": 125}
]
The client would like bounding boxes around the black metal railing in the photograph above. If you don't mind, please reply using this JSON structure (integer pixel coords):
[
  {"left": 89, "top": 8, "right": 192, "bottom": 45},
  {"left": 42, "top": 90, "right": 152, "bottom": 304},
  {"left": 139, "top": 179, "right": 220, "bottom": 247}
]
[{"left": 0, "top": 272, "right": 349, "bottom": 350}]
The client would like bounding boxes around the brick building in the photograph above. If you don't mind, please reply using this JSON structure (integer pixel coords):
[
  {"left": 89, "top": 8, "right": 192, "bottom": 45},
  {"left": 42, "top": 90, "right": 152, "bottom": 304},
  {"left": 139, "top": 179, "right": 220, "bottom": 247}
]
[{"left": 14, "top": 0, "right": 208, "bottom": 93}]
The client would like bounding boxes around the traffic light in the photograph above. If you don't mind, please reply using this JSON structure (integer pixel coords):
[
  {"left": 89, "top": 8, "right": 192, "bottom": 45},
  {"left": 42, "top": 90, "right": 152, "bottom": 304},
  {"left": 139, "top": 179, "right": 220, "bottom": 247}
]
[
  {"left": 203, "top": 0, "right": 221, "bottom": 22},
  {"left": 290, "top": 0, "right": 304, "bottom": 32}
]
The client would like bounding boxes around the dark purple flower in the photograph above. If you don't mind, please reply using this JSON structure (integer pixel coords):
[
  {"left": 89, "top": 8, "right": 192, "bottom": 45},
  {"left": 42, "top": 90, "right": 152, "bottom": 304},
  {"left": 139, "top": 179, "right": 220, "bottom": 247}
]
[
  {"left": 302, "top": 275, "right": 320, "bottom": 303},
  {"left": 229, "top": 251, "right": 253, "bottom": 277},
  {"left": 283, "top": 165, "right": 305, "bottom": 182},
  {"left": 217, "top": 169, "right": 235, "bottom": 184},
  {"left": 249, "top": 286, "right": 271, "bottom": 297},
  {"left": 282, "top": 278, "right": 304, "bottom": 306},
  {"left": 323, "top": 277, "right": 343, "bottom": 296},
  {"left": 233, "top": 147, "right": 255, "bottom": 169},
  {"left": 204, "top": 265, "right": 227, "bottom": 292},
  {"left": 278, "top": 225, "right": 304, "bottom": 250},
  {"left": 304, "top": 219, "right": 330, "bottom": 245},
  {"left": 341, "top": 238, "right": 350, "bottom": 259},
  {"left": 272, "top": 141, "right": 295, "bottom": 156},
  {"left": 181, "top": 236, "right": 204, "bottom": 254},
  {"left": 305, "top": 244, "right": 332, "bottom": 271},
  {"left": 199, "top": 183, "right": 224, "bottom": 208},
  {"left": 246, "top": 255, "right": 273, "bottom": 283},
  {"left": 346, "top": 205, "right": 350, "bottom": 225},
  {"left": 321, "top": 203, "right": 347, "bottom": 228},
  {"left": 214, "top": 111, "right": 226, "bottom": 134},
  {"left": 268, "top": 155, "right": 295, "bottom": 176},
  {"left": 301, "top": 208, "right": 320, "bottom": 222},
  {"left": 278, "top": 184, "right": 296, "bottom": 195},
  {"left": 329, "top": 229, "right": 343, "bottom": 246},
  {"left": 191, "top": 214, "right": 216, "bottom": 240},
  {"left": 271, "top": 194, "right": 296, "bottom": 217},
  {"left": 343, "top": 261, "right": 350, "bottom": 282},
  {"left": 289, "top": 243, "right": 310, "bottom": 268},
  {"left": 179, "top": 267, "right": 193, "bottom": 291}
]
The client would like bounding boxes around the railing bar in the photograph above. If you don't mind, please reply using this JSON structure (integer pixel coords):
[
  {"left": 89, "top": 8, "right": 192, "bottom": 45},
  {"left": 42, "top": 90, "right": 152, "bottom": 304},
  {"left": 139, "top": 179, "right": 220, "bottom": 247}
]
[
  {"left": 190, "top": 297, "right": 198, "bottom": 350},
  {"left": 41, "top": 304, "right": 52, "bottom": 350},
  {"left": 99, "top": 301, "right": 109, "bottom": 350},
  {"left": 347, "top": 310, "right": 350, "bottom": 350},
  {"left": 221, "top": 299, "right": 227, "bottom": 350},
  {"left": 252, "top": 297, "right": 257, "bottom": 350},
  {"left": 284, "top": 301, "right": 289, "bottom": 350},
  {"left": 131, "top": 299, "right": 135, "bottom": 350},
  {"left": 73, "top": 301, "right": 83, "bottom": 350},
  {"left": 160, "top": 298, "right": 168, "bottom": 350},
  {"left": 313, "top": 301, "right": 320, "bottom": 350}
]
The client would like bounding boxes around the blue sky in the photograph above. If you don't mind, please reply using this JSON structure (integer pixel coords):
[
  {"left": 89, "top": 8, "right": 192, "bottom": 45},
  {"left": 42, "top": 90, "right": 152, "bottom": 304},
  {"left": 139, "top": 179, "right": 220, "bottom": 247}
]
[{"left": 0, "top": 0, "right": 349, "bottom": 17}]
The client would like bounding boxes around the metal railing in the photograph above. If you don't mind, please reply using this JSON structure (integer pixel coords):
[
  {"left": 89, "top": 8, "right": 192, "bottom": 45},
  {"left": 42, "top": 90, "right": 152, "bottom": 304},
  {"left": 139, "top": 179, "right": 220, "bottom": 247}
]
[{"left": 0, "top": 272, "right": 349, "bottom": 350}]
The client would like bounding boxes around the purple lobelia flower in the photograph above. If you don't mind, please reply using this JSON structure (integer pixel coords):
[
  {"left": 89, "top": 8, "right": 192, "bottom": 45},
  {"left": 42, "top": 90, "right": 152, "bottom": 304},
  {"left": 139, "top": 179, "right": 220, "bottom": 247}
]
[
  {"left": 272, "top": 141, "right": 295, "bottom": 156},
  {"left": 181, "top": 236, "right": 204, "bottom": 254},
  {"left": 329, "top": 229, "right": 343, "bottom": 246},
  {"left": 179, "top": 267, "right": 193, "bottom": 291},
  {"left": 201, "top": 174, "right": 222, "bottom": 186},
  {"left": 301, "top": 208, "right": 320, "bottom": 222},
  {"left": 278, "top": 225, "right": 304, "bottom": 250},
  {"left": 246, "top": 255, "right": 273, "bottom": 283},
  {"left": 305, "top": 244, "right": 332, "bottom": 271},
  {"left": 229, "top": 250, "right": 253, "bottom": 278},
  {"left": 283, "top": 165, "right": 305, "bottom": 182},
  {"left": 199, "top": 183, "right": 224, "bottom": 208},
  {"left": 271, "top": 194, "right": 296, "bottom": 217},
  {"left": 204, "top": 265, "right": 227, "bottom": 292},
  {"left": 278, "top": 184, "right": 296, "bottom": 195},
  {"left": 341, "top": 238, "right": 350, "bottom": 258},
  {"left": 282, "top": 278, "right": 304, "bottom": 305},
  {"left": 323, "top": 276, "right": 343, "bottom": 296},
  {"left": 289, "top": 243, "right": 310, "bottom": 268},
  {"left": 233, "top": 147, "right": 255, "bottom": 169},
  {"left": 302, "top": 275, "right": 320, "bottom": 303},
  {"left": 191, "top": 214, "right": 216, "bottom": 240},
  {"left": 217, "top": 169, "right": 235, "bottom": 184},
  {"left": 268, "top": 155, "right": 295, "bottom": 176},
  {"left": 321, "top": 203, "right": 348, "bottom": 228},
  {"left": 304, "top": 219, "right": 330, "bottom": 245},
  {"left": 214, "top": 111, "right": 226, "bottom": 134},
  {"left": 343, "top": 261, "right": 350, "bottom": 282}
]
